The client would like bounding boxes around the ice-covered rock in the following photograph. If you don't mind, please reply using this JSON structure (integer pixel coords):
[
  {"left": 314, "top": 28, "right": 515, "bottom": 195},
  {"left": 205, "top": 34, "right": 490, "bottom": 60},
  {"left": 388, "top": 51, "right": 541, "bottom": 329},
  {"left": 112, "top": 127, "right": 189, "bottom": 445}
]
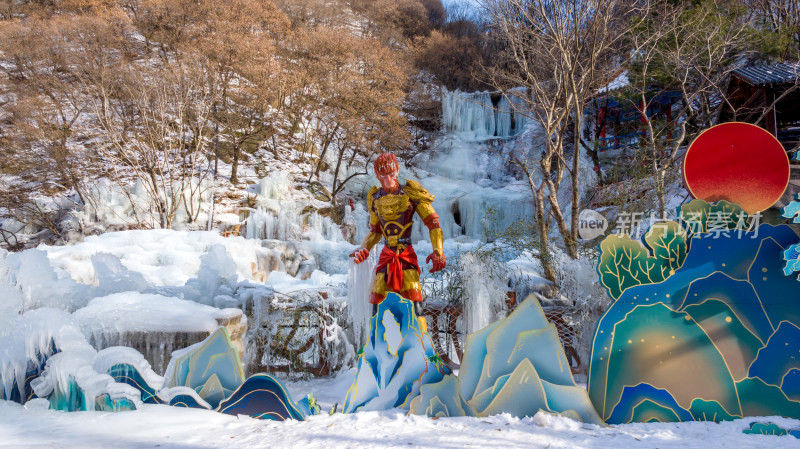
[
  {"left": 73, "top": 292, "right": 244, "bottom": 373},
  {"left": 244, "top": 172, "right": 344, "bottom": 242},
  {"left": 8, "top": 250, "right": 91, "bottom": 312},
  {"left": 91, "top": 253, "right": 149, "bottom": 295},
  {"left": 41, "top": 229, "right": 261, "bottom": 287},
  {"left": 183, "top": 245, "right": 240, "bottom": 305}
]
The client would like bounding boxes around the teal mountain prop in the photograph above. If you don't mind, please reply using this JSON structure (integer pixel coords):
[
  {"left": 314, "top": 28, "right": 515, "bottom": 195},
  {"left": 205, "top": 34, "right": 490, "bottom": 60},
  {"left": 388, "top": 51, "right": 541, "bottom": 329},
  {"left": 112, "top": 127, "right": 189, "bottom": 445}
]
[
  {"left": 743, "top": 422, "right": 800, "bottom": 438},
  {"left": 408, "top": 295, "right": 604, "bottom": 425},
  {"left": 6, "top": 325, "right": 307, "bottom": 420},
  {"left": 162, "top": 327, "right": 244, "bottom": 408},
  {"left": 590, "top": 200, "right": 800, "bottom": 424},
  {"left": 110, "top": 328, "right": 306, "bottom": 421}
]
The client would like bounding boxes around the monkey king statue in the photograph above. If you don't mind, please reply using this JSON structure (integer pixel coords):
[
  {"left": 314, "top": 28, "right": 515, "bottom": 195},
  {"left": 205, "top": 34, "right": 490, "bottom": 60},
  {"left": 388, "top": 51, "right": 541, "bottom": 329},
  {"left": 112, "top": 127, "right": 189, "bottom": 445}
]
[{"left": 351, "top": 153, "right": 446, "bottom": 332}]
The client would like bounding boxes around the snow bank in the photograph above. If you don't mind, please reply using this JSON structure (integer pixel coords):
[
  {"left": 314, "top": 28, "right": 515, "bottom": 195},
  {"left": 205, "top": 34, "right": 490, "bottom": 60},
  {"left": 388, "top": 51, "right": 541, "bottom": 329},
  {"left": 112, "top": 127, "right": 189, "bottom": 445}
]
[
  {"left": 42, "top": 229, "right": 260, "bottom": 287},
  {"left": 73, "top": 293, "right": 239, "bottom": 336}
]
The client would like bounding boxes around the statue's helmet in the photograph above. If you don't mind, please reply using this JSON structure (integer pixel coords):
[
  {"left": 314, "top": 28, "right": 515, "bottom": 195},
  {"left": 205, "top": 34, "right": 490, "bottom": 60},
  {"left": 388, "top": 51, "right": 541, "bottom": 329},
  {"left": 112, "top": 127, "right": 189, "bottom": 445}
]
[{"left": 374, "top": 152, "right": 399, "bottom": 176}]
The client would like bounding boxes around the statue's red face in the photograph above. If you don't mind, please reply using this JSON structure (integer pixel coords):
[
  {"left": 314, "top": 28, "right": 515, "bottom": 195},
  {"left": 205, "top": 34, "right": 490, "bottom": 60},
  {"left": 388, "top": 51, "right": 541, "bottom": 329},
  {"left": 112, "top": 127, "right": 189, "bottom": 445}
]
[{"left": 377, "top": 170, "right": 400, "bottom": 193}]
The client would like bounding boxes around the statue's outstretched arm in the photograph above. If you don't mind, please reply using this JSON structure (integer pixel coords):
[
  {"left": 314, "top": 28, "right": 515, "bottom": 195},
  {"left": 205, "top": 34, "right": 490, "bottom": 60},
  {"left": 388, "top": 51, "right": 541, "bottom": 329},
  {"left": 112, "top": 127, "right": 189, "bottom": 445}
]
[{"left": 407, "top": 179, "right": 446, "bottom": 273}]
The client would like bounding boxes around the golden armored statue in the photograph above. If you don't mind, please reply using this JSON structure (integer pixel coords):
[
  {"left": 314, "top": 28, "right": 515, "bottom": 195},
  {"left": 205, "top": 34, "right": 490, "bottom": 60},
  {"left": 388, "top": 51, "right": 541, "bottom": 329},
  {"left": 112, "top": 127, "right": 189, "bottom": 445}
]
[{"left": 351, "top": 153, "right": 446, "bottom": 329}]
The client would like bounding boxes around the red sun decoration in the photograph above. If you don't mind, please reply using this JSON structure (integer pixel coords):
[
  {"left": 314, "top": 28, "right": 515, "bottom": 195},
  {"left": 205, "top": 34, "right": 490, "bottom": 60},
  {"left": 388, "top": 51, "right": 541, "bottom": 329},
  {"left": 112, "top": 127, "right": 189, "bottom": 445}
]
[{"left": 683, "top": 122, "right": 790, "bottom": 214}]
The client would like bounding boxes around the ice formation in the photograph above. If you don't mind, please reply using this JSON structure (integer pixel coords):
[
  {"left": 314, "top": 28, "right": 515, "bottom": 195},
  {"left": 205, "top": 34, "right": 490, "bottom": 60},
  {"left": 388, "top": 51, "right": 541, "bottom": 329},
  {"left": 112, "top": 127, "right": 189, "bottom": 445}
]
[
  {"left": 8, "top": 249, "right": 92, "bottom": 312},
  {"left": 0, "top": 309, "right": 143, "bottom": 412},
  {"left": 408, "top": 294, "right": 603, "bottom": 425},
  {"left": 460, "top": 252, "right": 508, "bottom": 334},
  {"left": 346, "top": 252, "right": 377, "bottom": 347},
  {"left": 75, "top": 293, "right": 239, "bottom": 335},
  {"left": 41, "top": 229, "right": 261, "bottom": 287},
  {"left": 442, "top": 90, "right": 528, "bottom": 140},
  {"left": 404, "top": 89, "right": 595, "bottom": 245},
  {"left": 182, "top": 244, "right": 241, "bottom": 306},
  {"left": 73, "top": 178, "right": 215, "bottom": 232},
  {"left": 0, "top": 249, "right": 23, "bottom": 331},
  {"left": 244, "top": 172, "right": 344, "bottom": 242}
]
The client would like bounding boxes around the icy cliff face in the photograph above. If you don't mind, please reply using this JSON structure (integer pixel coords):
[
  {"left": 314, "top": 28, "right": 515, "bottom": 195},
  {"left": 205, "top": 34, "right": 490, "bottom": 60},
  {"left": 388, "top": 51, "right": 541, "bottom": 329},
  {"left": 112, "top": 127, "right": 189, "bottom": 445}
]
[
  {"left": 407, "top": 90, "right": 538, "bottom": 243},
  {"left": 442, "top": 90, "right": 528, "bottom": 140}
]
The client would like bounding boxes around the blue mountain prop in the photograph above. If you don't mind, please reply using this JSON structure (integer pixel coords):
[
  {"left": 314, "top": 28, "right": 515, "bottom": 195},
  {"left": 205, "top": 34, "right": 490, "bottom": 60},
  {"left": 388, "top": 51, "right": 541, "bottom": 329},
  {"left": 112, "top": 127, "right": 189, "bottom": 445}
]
[
  {"left": 218, "top": 374, "right": 305, "bottom": 421},
  {"left": 343, "top": 292, "right": 450, "bottom": 413},
  {"left": 408, "top": 295, "right": 604, "bottom": 425}
]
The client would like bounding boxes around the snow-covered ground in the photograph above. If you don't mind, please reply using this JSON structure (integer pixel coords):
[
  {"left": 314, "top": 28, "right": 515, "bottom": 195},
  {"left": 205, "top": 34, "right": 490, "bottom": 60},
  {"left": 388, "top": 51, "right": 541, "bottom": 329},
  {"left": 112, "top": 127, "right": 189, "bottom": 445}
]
[{"left": 2, "top": 369, "right": 800, "bottom": 449}]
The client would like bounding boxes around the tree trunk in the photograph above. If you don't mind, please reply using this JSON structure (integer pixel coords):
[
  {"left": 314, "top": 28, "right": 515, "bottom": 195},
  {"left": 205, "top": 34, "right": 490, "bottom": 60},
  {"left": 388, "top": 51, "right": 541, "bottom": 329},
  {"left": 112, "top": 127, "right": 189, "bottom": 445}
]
[
  {"left": 535, "top": 190, "right": 557, "bottom": 284},
  {"left": 570, "top": 110, "right": 582, "bottom": 258},
  {"left": 231, "top": 143, "right": 240, "bottom": 185}
]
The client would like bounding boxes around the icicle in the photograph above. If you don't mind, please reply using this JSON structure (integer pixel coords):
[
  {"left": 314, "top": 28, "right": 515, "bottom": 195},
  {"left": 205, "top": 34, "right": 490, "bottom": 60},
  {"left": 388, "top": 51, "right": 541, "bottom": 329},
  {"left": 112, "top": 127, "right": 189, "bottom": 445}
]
[
  {"left": 346, "top": 250, "right": 377, "bottom": 348},
  {"left": 460, "top": 253, "right": 506, "bottom": 334}
]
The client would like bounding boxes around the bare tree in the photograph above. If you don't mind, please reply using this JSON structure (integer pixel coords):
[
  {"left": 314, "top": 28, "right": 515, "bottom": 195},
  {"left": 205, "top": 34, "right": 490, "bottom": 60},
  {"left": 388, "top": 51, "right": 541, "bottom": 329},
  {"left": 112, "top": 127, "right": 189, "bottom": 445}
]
[
  {"left": 0, "top": 16, "right": 104, "bottom": 208},
  {"left": 93, "top": 58, "right": 218, "bottom": 228},
  {"left": 482, "top": 0, "right": 646, "bottom": 273},
  {"left": 283, "top": 27, "right": 410, "bottom": 206},
  {"left": 626, "top": 0, "right": 754, "bottom": 218},
  {"left": 191, "top": 0, "right": 290, "bottom": 184}
]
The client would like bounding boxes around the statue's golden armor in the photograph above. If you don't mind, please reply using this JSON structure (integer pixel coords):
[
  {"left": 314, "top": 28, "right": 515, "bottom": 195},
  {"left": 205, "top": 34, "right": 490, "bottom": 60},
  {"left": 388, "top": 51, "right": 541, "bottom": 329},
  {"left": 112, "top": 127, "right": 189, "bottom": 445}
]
[{"left": 363, "top": 179, "right": 444, "bottom": 304}]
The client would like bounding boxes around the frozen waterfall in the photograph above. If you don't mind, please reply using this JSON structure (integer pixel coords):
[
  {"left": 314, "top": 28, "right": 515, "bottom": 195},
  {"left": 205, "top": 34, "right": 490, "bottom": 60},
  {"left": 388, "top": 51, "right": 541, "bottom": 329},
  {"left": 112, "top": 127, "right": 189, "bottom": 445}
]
[
  {"left": 408, "top": 89, "right": 538, "bottom": 243},
  {"left": 442, "top": 90, "right": 529, "bottom": 139}
]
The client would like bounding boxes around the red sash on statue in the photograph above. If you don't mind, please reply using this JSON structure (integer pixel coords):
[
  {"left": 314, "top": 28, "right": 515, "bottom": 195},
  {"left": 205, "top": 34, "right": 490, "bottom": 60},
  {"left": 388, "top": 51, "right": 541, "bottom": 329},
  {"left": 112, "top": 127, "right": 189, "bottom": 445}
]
[{"left": 375, "top": 245, "right": 419, "bottom": 292}]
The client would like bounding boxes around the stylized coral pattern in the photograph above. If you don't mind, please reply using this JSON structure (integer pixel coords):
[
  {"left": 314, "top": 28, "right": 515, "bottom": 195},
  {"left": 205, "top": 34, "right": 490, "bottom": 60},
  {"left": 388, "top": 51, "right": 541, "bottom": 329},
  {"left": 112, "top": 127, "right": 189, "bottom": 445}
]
[
  {"left": 597, "top": 200, "right": 751, "bottom": 301},
  {"left": 781, "top": 192, "right": 800, "bottom": 224},
  {"left": 743, "top": 422, "right": 800, "bottom": 438}
]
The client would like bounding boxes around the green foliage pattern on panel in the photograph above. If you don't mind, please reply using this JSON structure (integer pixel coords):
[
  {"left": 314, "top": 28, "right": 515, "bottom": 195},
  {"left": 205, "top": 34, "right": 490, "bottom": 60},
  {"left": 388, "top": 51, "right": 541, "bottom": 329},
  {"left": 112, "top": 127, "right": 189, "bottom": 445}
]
[{"left": 598, "top": 200, "right": 752, "bottom": 301}]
